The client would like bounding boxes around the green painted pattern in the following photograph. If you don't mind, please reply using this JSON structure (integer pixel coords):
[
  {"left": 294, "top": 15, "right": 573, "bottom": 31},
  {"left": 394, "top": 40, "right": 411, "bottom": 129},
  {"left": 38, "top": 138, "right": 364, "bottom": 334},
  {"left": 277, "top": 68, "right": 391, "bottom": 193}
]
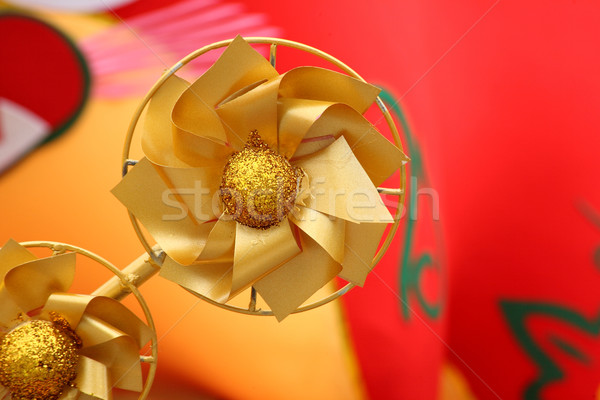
[
  {"left": 549, "top": 334, "right": 591, "bottom": 364},
  {"left": 500, "top": 300, "right": 600, "bottom": 399},
  {"left": 379, "top": 89, "right": 443, "bottom": 321}
]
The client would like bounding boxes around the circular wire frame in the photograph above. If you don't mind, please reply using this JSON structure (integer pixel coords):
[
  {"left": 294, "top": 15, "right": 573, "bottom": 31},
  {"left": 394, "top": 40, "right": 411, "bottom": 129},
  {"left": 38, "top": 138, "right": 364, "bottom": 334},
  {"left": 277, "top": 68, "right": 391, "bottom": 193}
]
[
  {"left": 19, "top": 241, "right": 158, "bottom": 400},
  {"left": 122, "top": 37, "right": 407, "bottom": 316}
]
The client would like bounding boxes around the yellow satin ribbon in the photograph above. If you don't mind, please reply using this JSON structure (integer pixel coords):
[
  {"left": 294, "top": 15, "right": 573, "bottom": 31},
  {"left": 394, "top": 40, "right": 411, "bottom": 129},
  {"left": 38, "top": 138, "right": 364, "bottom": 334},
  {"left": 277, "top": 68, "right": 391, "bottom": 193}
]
[
  {"left": 113, "top": 36, "right": 409, "bottom": 320},
  {"left": 0, "top": 240, "right": 150, "bottom": 399}
]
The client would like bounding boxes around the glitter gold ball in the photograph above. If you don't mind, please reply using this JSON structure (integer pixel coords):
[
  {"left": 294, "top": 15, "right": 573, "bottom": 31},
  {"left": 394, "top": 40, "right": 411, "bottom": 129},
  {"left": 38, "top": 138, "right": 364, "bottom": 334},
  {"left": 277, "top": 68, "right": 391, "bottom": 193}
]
[
  {"left": 0, "top": 315, "right": 82, "bottom": 400},
  {"left": 220, "top": 131, "right": 303, "bottom": 229}
]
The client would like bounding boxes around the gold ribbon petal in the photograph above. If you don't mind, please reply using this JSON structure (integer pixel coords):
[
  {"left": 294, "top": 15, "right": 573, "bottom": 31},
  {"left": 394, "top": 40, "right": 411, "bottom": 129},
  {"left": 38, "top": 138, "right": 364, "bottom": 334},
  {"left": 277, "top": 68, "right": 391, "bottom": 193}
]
[
  {"left": 178, "top": 35, "right": 278, "bottom": 112},
  {"left": 44, "top": 294, "right": 151, "bottom": 348},
  {"left": 291, "top": 138, "right": 336, "bottom": 161},
  {"left": 112, "top": 158, "right": 215, "bottom": 265},
  {"left": 295, "top": 137, "right": 393, "bottom": 223},
  {"left": 231, "top": 219, "right": 301, "bottom": 299},
  {"left": 76, "top": 314, "right": 125, "bottom": 348},
  {"left": 142, "top": 73, "right": 191, "bottom": 168},
  {"left": 254, "top": 232, "right": 342, "bottom": 321},
  {"left": 277, "top": 98, "right": 336, "bottom": 158},
  {"left": 42, "top": 293, "right": 94, "bottom": 328},
  {"left": 0, "top": 385, "right": 9, "bottom": 398},
  {"left": 78, "top": 392, "right": 103, "bottom": 400},
  {"left": 279, "top": 66, "right": 381, "bottom": 114},
  {"left": 78, "top": 393, "right": 103, "bottom": 400},
  {"left": 172, "top": 87, "right": 228, "bottom": 143},
  {"left": 156, "top": 218, "right": 237, "bottom": 302},
  {"left": 290, "top": 206, "right": 345, "bottom": 264},
  {"left": 156, "top": 162, "right": 222, "bottom": 224},
  {"left": 172, "top": 109, "right": 233, "bottom": 167},
  {"left": 0, "top": 239, "right": 36, "bottom": 280},
  {"left": 338, "top": 221, "right": 388, "bottom": 286},
  {"left": 216, "top": 77, "right": 281, "bottom": 151},
  {"left": 4, "top": 253, "right": 75, "bottom": 314},
  {"left": 0, "top": 240, "right": 35, "bottom": 325},
  {"left": 0, "top": 293, "right": 21, "bottom": 328},
  {"left": 76, "top": 315, "right": 143, "bottom": 392},
  {"left": 79, "top": 336, "right": 143, "bottom": 392},
  {"left": 171, "top": 35, "right": 278, "bottom": 164},
  {"left": 173, "top": 136, "right": 233, "bottom": 168},
  {"left": 294, "top": 104, "right": 409, "bottom": 185},
  {"left": 75, "top": 356, "right": 110, "bottom": 400},
  {"left": 160, "top": 257, "right": 233, "bottom": 303},
  {"left": 197, "top": 217, "right": 236, "bottom": 262},
  {"left": 58, "top": 387, "right": 81, "bottom": 400},
  {"left": 80, "top": 296, "right": 151, "bottom": 348}
]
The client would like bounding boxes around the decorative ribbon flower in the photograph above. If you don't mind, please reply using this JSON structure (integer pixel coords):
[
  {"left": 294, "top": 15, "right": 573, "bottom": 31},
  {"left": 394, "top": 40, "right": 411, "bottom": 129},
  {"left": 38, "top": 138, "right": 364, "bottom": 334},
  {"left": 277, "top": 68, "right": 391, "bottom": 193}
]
[
  {"left": 0, "top": 239, "right": 151, "bottom": 400},
  {"left": 113, "top": 36, "right": 408, "bottom": 320}
]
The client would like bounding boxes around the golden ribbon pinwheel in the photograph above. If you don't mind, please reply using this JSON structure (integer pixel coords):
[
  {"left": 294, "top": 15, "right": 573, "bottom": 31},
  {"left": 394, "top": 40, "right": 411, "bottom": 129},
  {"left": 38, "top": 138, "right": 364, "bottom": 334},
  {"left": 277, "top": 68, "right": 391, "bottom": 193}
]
[
  {"left": 113, "top": 36, "right": 409, "bottom": 321},
  {"left": 0, "top": 239, "right": 151, "bottom": 400}
]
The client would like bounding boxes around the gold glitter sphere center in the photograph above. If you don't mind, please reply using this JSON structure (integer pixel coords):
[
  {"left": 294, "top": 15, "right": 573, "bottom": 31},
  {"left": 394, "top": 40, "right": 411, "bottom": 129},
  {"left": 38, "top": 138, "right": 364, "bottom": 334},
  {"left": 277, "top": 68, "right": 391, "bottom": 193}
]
[
  {"left": 0, "top": 316, "right": 82, "bottom": 400},
  {"left": 220, "top": 131, "right": 303, "bottom": 229}
]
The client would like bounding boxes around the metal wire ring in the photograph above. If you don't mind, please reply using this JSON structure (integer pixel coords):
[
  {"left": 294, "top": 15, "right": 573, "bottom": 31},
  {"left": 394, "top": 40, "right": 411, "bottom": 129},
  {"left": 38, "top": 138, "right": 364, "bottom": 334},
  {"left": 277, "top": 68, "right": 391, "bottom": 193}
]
[
  {"left": 19, "top": 241, "right": 158, "bottom": 400},
  {"left": 121, "top": 37, "right": 407, "bottom": 316}
]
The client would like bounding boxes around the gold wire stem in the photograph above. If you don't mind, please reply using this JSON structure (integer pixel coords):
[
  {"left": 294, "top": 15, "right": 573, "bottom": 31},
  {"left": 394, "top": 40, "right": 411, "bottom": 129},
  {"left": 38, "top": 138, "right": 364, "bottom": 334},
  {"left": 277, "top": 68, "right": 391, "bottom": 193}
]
[
  {"left": 121, "top": 37, "right": 407, "bottom": 317},
  {"left": 19, "top": 241, "right": 158, "bottom": 400},
  {"left": 377, "top": 187, "right": 405, "bottom": 196},
  {"left": 92, "top": 246, "right": 163, "bottom": 300}
]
